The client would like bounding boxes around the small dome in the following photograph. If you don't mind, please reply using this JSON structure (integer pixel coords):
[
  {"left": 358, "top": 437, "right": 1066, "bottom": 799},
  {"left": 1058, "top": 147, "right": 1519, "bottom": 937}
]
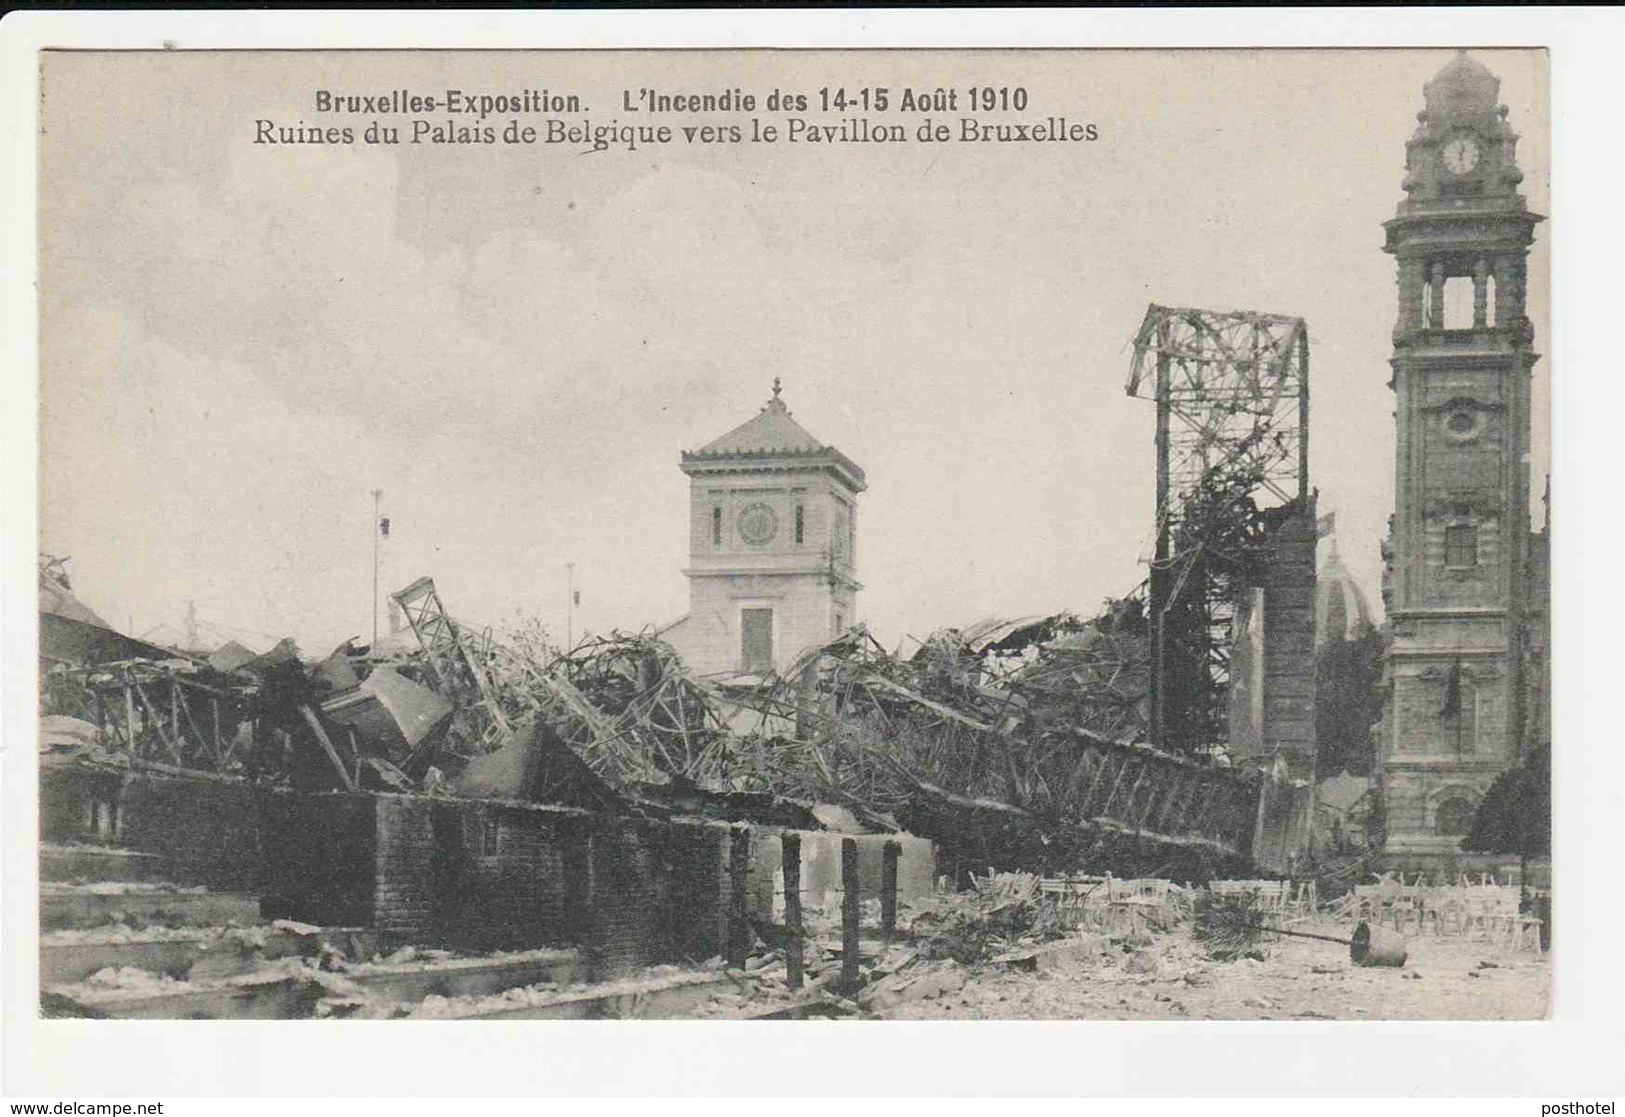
[
  {"left": 1434, "top": 50, "right": 1495, "bottom": 85},
  {"left": 1424, "top": 51, "right": 1501, "bottom": 120},
  {"left": 1316, "top": 539, "right": 1372, "bottom": 647}
]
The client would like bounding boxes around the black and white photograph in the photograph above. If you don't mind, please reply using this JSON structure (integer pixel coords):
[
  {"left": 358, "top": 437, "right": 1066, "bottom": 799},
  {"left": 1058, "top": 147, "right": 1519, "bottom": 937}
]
[
  {"left": 3, "top": 9, "right": 1620, "bottom": 1105},
  {"left": 24, "top": 42, "right": 1558, "bottom": 1023}
]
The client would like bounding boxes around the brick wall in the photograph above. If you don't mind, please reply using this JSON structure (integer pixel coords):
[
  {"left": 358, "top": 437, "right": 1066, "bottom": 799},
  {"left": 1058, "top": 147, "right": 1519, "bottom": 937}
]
[
  {"left": 259, "top": 790, "right": 377, "bottom": 926},
  {"left": 659, "top": 822, "right": 730, "bottom": 963},
  {"left": 39, "top": 765, "right": 124, "bottom": 846},
  {"left": 430, "top": 801, "right": 573, "bottom": 951},
  {"left": 39, "top": 766, "right": 264, "bottom": 889},
  {"left": 581, "top": 824, "right": 661, "bottom": 978},
  {"left": 565, "top": 818, "right": 738, "bottom": 977},
  {"left": 40, "top": 765, "right": 740, "bottom": 966},
  {"left": 374, "top": 795, "right": 436, "bottom": 945},
  {"left": 1260, "top": 502, "right": 1318, "bottom": 780},
  {"left": 365, "top": 796, "right": 733, "bottom": 965}
]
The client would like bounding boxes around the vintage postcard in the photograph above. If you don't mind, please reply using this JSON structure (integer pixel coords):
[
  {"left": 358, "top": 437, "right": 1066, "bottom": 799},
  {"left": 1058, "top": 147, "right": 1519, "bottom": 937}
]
[
  {"left": 26, "top": 43, "right": 1555, "bottom": 1028},
  {"left": 12, "top": 27, "right": 1584, "bottom": 1066}
]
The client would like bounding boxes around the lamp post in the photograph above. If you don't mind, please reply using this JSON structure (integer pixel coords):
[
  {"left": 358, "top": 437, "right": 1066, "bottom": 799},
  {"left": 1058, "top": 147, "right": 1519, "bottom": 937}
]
[{"left": 371, "top": 489, "right": 382, "bottom": 646}]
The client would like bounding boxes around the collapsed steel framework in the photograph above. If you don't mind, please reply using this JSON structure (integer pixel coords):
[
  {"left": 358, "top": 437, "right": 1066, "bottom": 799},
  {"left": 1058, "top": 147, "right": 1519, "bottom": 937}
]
[
  {"left": 1127, "top": 306, "right": 1310, "bottom": 756},
  {"left": 391, "top": 576, "right": 513, "bottom": 752}
]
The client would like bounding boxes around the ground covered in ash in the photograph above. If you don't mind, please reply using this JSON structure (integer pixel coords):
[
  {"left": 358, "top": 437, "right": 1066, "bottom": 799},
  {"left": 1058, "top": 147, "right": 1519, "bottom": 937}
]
[{"left": 862, "top": 925, "right": 1550, "bottom": 1021}]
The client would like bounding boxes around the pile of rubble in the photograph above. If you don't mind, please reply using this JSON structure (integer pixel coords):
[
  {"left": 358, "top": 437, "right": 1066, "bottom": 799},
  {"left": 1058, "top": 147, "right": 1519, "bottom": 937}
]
[{"left": 43, "top": 558, "right": 1261, "bottom": 873}]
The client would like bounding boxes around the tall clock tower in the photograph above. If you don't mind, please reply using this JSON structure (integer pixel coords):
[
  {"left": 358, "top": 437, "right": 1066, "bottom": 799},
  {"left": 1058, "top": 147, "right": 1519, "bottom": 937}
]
[
  {"left": 1377, "top": 53, "right": 1543, "bottom": 867},
  {"left": 663, "top": 380, "right": 866, "bottom": 678}
]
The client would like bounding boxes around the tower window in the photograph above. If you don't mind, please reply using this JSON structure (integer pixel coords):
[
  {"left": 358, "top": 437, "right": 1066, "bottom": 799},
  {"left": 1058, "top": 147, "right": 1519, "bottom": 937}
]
[
  {"left": 711, "top": 506, "right": 722, "bottom": 547},
  {"left": 1441, "top": 277, "right": 1474, "bottom": 329},
  {"left": 1444, "top": 525, "right": 1478, "bottom": 568},
  {"left": 794, "top": 504, "right": 804, "bottom": 545},
  {"left": 480, "top": 817, "right": 503, "bottom": 857}
]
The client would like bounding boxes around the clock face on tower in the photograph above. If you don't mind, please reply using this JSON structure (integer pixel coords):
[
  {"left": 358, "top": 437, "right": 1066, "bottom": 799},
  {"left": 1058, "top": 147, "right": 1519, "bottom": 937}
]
[
  {"left": 737, "top": 502, "right": 778, "bottom": 546},
  {"left": 1442, "top": 135, "right": 1480, "bottom": 175}
]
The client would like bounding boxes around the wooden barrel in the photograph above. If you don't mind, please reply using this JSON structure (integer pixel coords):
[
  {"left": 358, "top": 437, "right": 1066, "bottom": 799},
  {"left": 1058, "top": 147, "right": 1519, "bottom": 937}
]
[{"left": 1350, "top": 921, "right": 1407, "bottom": 967}]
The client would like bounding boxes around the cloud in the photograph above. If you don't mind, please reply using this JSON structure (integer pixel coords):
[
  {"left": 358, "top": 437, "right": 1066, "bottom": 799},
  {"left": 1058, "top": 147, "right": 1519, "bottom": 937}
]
[{"left": 37, "top": 50, "right": 1551, "bottom": 650}]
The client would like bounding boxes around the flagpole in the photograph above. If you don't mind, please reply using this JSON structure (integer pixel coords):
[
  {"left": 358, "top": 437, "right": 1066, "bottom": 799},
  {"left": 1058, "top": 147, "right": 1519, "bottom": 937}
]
[{"left": 371, "top": 489, "right": 382, "bottom": 646}]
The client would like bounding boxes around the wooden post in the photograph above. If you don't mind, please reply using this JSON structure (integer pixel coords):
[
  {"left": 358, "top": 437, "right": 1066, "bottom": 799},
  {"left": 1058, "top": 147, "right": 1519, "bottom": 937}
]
[
  {"left": 299, "top": 705, "right": 358, "bottom": 792},
  {"left": 345, "top": 728, "right": 362, "bottom": 786},
  {"left": 134, "top": 684, "right": 182, "bottom": 764},
  {"left": 781, "top": 831, "right": 804, "bottom": 991},
  {"left": 726, "top": 826, "right": 751, "bottom": 969},
  {"left": 124, "top": 685, "right": 138, "bottom": 758},
  {"left": 881, "top": 839, "right": 901, "bottom": 943},
  {"left": 211, "top": 699, "right": 222, "bottom": 763},
  {"left": 841, "top": 837, "right": 861, "bottom": 993}
]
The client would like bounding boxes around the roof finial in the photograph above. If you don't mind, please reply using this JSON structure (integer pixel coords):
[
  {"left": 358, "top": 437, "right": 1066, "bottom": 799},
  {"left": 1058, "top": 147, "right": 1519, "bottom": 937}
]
[{"left": 766, "top": 376, "right": 786, "bottom": 411}]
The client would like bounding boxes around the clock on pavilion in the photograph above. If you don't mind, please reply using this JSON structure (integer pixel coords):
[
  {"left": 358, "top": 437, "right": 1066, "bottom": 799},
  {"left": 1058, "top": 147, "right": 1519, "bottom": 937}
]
[
  {"left": 661, "top": 380, "right": 866, "bottom": 678},
  {"left": 1376, "top": 52, "right": 1544, "bottom": 869}
]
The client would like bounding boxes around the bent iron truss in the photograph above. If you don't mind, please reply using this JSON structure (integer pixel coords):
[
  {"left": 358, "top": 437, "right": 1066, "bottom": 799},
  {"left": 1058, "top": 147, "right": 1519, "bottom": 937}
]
[{"left": 1128, "top": 306, "right": 1310, "bottom": 757}]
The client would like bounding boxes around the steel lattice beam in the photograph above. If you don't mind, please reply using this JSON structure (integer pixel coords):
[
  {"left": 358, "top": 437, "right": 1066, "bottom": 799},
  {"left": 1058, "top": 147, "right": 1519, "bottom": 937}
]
[
  {"left": 390, "top": 576, "right": 512, "bottom": 749},
  {"left": 1127, "top": 305, "right": 1310, "bottom": 757}
]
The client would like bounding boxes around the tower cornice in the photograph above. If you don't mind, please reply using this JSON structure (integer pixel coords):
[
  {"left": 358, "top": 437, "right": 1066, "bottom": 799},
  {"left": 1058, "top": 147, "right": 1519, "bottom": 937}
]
[{"left": 1383, "top": 208, "right": 1542, "bottom": 257}]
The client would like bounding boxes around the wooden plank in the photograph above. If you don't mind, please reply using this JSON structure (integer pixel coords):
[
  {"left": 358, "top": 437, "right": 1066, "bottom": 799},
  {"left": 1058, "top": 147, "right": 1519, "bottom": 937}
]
[
  {"left": 881, "top": 840, "right": 900, "bottom": 943},
  {"left": 782, "top": 832, "right": 804, "bottom": 991},
  {"left": 174, "top": 688, "right": 209, "bottom": 766},
  {"left": 133, "top": 684, "right": 183, "bottom": 764},
  {"left": 299, "top": 705, "right": 358, "bottom": 792}
]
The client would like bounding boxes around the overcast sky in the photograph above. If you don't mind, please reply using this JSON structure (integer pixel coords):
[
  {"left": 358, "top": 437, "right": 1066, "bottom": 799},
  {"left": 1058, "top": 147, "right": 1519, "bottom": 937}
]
[{"left": 38, "top": 48, "right": 1549, "bottom": 655}]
